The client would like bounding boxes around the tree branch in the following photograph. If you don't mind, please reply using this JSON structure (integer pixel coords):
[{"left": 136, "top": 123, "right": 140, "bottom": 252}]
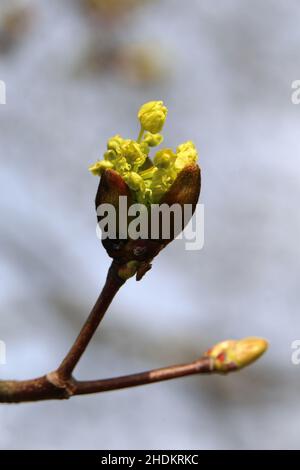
[
  {"left": 0, "top": 357, "right": 214, "bottom": 403},
  {"left": 0, "top": 261, "right": 266, "bottom": 404},
  {"left": 73, "top": 357, "right": 213, "bottom": 395},
  {"left": 57, "top": 260, "right": 125, "bottom": 378}
]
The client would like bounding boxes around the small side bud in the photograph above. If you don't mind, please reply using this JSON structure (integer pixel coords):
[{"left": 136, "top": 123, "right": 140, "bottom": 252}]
[
  {"left": 205, "top": 337, "right": 268, "bottom": 373},
  {"left": 117, "top": 261, "right": 139, "bottom": 281}
]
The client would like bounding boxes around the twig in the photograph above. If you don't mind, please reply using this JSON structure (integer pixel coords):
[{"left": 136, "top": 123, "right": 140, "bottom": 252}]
[
  {"left": 0, "top": 261, "right": 266, "bottom": 404},
  {"left": 57, "top": 260, "right": 124, "bottom": 378},
  {"left": 0, "top": 258, "right": 217, "bottom": 404},
  {"left": 0, "top": 357, "right": 213, "bottom": 403},
  {"left": 73, "top": 357, "right": 213, "bottom": 395}
]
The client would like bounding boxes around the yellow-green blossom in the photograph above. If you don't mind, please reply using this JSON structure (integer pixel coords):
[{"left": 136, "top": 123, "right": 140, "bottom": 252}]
[
  {"left": 150, "top": 168, "right": 173, "bottom": 203},
  {"left": 122, "top": 140, "right": 146, "bottom": 170},
  {"left": 138, "top": 100, "right": 168, "bottom": 134},
  {"left": 153, "top": 148, "right": 176, "bottom": 169},
  {"left": 175, "top": 141, "right": 198, "bottom": 171},
  {"left": 150, "top": 145, "right": 197, "bottom": 200},
  {"left": 104, "top": 136, "right": 146, "bottom": 175},
  {"left": 143, "top": 132, "right": 163, "bottom": 147},
  {"left": 107, "top": 134, "right": 124, "bottom": 154},
  {"left": 89, "top": 160, "right": 113, "bottom": 176},
  {"left": 114, "top": 156, "right": 131, "bottom": 174},
  {"left": 89, "top": 101, "right": 199, "bottom": 205},
  {"left": 124, "top": 172, "right": 145, "bottom": 192}
]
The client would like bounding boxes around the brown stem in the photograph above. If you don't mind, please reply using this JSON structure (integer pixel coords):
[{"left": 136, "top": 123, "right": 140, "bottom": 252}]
[
  {"left": 73, "top": 357, "right": 213, "bottom": 395},
  {"left": 57, "top": 261, "right": 125, "bottom": 378},
  {"left": 0, "top": 376, "right": 70, "bottom": 403},
  {"left": 0, "top": 263, "right": 253, "bottom": 405},
  {"left": 0, "top": 357, "right": 213, "bottom": 403}
]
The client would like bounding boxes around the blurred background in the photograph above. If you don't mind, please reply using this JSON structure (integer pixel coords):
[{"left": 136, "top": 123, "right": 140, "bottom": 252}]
[{"left": 0, "top": 0, "right": 300, "bottom": 450}]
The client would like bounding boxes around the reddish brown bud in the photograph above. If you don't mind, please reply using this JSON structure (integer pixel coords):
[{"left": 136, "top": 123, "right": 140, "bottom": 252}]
[
  {"left": 158, "top": 163, "right": 201, "bottom": 244},
  {"left": 160, "top": 163, "right": 201, "bottom": 210},
  {"left": 95, "top": 164, "right": 201, "bottom": 281},
  {"left": 95, "top": 169, "right": 132, "bottom": 210}
]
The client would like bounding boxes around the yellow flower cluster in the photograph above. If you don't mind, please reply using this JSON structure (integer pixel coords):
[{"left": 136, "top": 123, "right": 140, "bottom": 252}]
[{"left": 89, "top": 101, "right": 198, "bottom": 204}]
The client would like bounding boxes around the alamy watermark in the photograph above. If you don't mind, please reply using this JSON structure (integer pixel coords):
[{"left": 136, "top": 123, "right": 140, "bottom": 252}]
[
  {"left": 96, "top": 198, "right": 204, "bottom": 251},
  {"left": 0, "top": 340, "right": 6, "bottom": 365},
  {"left": 291, "top": 80, "right": 300, "bottom": 104},
  {"left": 291, "top": 340, "right": 300, "bottom": 365},
  {"left": 0, "top": 80, "right": 6, "bottom": 104}
]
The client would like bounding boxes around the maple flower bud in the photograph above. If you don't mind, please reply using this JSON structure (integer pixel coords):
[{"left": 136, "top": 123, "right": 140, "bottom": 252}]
[
  {"left": 124, "top": 171, "right": 145, "bottom": 192},
  {"left": 89, "top": 160, "right": 113, "bottom": 176},
  {"left": 143, "top": 132, "right": 164, "bottom": 147},
  {"left": 138, "top": 100, "right": 168, "bottom": 134},
  {"left": 205, "top": 337, "right": 268, "bottom": 373},
  {"left": 90, "top": 100, "right": 201, "bottom": 281},
  {"left": 106, "top": 134, "right": 124, "bottom": 154},
  {"left": 175, "top": 141, "right": 198, "bottom": 171},
  {"left": 153, "top": 148, "right": 175, "bottom": 169},
  {"left": 122, "top": 140, "right": 146, "bottom": 170}
]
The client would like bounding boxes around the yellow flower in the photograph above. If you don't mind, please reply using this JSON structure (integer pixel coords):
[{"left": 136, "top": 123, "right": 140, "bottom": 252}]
[
  {"left": 175, "top": 141, "right": 198, "bottom": 171},
  {"left": 138, "top": 100, "right": 168, "bottom": 134},
  {"left": 102, "top": 136, "right": 147, "bottom": 177},
  {"left": 153, "top": 148, "right": 175, "bottom": 169},
  {"left": 107, "top": 134, "right": 125, "bottom": 154},
  {"left": 122, "top": 140, "right": 146, "bottom": 171},
  {"left": 89, "top": 160, "right": 113, "bottom": 176},
  {"left": 143, "top": 132, "right": 164, "bottom": 147},
  {"left": 114, "top": 156, "right": 131, "bottom": 174},
  {"left": 150, "top": 168, "right": 173, "bottom": 203},
  {"left": 205, "top": 337, "right": 268, "bottom": 373},
  {"left": 104, "top": 135, "right": 125, "bottom": 162},
  {"left": 124, "top": 172, "right": 145, "bottom": 192}
]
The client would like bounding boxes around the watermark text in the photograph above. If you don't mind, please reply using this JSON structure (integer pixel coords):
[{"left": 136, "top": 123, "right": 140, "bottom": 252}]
[
  {"left": 0, "top": 80, "right": 6, "bottom": 104},
  {"left": 0, "top": 340, "right": 6, "bottom": 365},
  {"left": 291, "top": 80, "right": 300, "bottom": 104},
  {"left": 96, "top": 197, "right": 204, "bottom": 251}
]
